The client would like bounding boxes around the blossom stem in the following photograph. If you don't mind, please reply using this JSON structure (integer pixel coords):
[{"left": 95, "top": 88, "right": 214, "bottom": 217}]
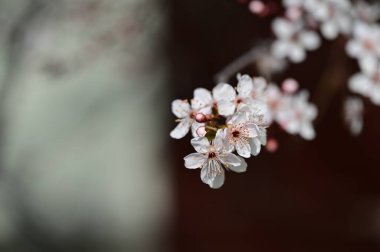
[{"left": 206, "top": 126, "right": 218, "bottom": 132}]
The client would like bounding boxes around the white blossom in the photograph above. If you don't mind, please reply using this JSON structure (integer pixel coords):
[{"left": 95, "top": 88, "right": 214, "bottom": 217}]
[
  {"left": 212, "top": 74, "right": 262, "bottom": 116},
  {"left": 346, "top": 22, "right": 380, "bottom": 63},
  {"left": 183, "top": 131, "right": 247, "bottom": 189},
  {"left": 272, "top": 18, "right": 321, "bottom": 63},
  {"left": 349, "top": 59, "right": 380, "bottom": 106},
  {"left": 170, "top": 88, "right": 213, "bottom": 139},
  {"left": 352, "top": 1, "right": 380, "bottom": 23},
  {"left": 344, "top": 96, "right": 364, "bottom": 136},
  {"left": 275, "top": 91, "right": 318, "bottom": 140},
  {"left": 222, "top": 110, "right": 261, "bottom": 158}
]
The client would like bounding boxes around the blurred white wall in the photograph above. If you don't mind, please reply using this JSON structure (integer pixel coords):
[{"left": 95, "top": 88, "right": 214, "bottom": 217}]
[{"left": 0, "top": 0, "right": 171, "bottom": 251}]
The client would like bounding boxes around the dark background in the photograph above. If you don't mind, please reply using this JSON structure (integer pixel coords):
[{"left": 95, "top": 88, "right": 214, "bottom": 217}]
[{"left": 168, "top": 0, "right": 380, "bottom": 251}]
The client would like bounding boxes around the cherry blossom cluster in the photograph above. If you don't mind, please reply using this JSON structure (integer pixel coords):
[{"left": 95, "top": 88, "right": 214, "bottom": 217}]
[
  {"left": 245, "top": 0, "right": 380, "bottom": 136},
  {"left": 170, "top": 74, "right": 317, "bottom": 188}
]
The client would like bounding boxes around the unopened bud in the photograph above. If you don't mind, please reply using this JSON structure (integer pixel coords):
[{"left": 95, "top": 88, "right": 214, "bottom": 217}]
[
  {"left": 196, "top": 126, "right": 207, "bottom": 137},
  {"left": 282, "top": 78, "right": 299, "bottom": 94},
  {"left": 266, "top": 138, "right": 278, "bottom": 152},
  {"left": 249, "top": 1, "right": 265, "bottom": 15},
  {"left": 195, "top": 113, "right": 207, "bottom": 123}
]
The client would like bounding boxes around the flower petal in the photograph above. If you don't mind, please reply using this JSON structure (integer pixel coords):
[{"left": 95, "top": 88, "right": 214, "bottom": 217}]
[
  {"left": 300, "top": 123, "right": 316, "bottom": 140},
  {"left": 299, "top": 31, "right": 321, "bottom": 50},
  {"left": 288, "top": 43, "right": 306, "bottom": 63},
  {"left": 217, "top": 100, "right": 236, "bottom": 116},
  {"left": 237, "top": 74, "right": 254, "bottom": 98},
  {"left": 249, "top": 137, "right": 262, "bottom": 156},
  {"left": 245, "top": 123, "right": 259, "bottom": 138},
  {"left": 235, "top": 139, "right": 251, "bottom": 158},
  {"left": 191, "top": 88, "right": 213, "bottom": 110},
  {"left": 227, "top": 156, "right": 247, "bottom": 173},
  {"left": 190, "top": 137, "right": 210, "bottom": 153},
  {"left": 213, "top": 83, "right": 236, "bottom": 102},
  {"left": 218, "top": 152, "right": 243, "bottom": 167},
  {"left": 172, "top": 99, "right": 191, "bottom": 118},
  {"left": 170, "top": 118, "right": 191, "bottom": 139},
  {"left": 184, "top": 153, "right": 207, "bottom": 169},
  {"left": 200, "top": 160, "right": 225, "bottom": 189}
]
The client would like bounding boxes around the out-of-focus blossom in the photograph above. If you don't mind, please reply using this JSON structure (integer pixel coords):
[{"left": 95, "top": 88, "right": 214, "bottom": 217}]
[
  {"left": 276, "top": 91, "right": 318, "bottom": 140},
  {"left": 266, "top": 138, "right": 279, "bottom": 152},
  {"left": 304, "top": 0, "right": 352, "bottom": 40},
  {"left": 344, "top": 96, "right": 364, "bottom": 136},
  {"left": 352, "top": 0, "right": 380, "bottom": 23},
  {"left": 346, "top": 22, "right": 380, "bottom": 63},
  {"left": 272, "top": 18, "right": 321, "bottom": 63},
  {"left": 184, "top": 132, "right": 247, "bottom": 189},
  {"left": 282, "top": 78, "right": 299, "bottom": 94},
  {"left": 349, "top": 59, "right": 380, "bottom": 106},
  {"left": 254, "top": 44, "right": 287, "bottom": 78}
]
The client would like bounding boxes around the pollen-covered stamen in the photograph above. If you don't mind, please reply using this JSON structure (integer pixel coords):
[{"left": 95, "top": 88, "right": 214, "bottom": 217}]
[{"left": 208, "top": 152, "right": 216, "bottom": 158}]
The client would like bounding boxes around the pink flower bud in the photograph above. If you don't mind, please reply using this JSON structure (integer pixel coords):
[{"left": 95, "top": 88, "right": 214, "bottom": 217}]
[
  {"left": 282, "top": 78, "right": 299, "bottom": 94},
  {"left": 266, "top": 138, "right": 278, "bottom": 152},
  {"left": 248, "top": 1, "right": 266, "bottom": 15},
  {"left": 195, "top": 113, "right": 207, "bottom": 123},
  {"left": 196, "top": 126, "right": 207, "bottom": 137}
]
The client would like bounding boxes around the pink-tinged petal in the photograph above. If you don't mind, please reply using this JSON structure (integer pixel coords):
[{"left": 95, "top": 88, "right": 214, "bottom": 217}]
[
  {"left": 249, "top": 137, "right": 262, "bottom": 156},
  {"left": 227, "top": 156, "right": 247, "bottom": 173},
  {"left": 235, "top": 139, "right": 251, "bottom": 158},
  {"left": 217, "top": 100, "right": 236, "bottom": 116},
  {"left": 172, "top": 99, "right": 191, "bottom": 118},
  {"left": 237, "top": 74, "right": 254, "bottom": 98},
  {"left": 184, "top": 153, "right": 207, "bottom": 169},
  {"left": 170, "top": 118, "right": 191, "bottom": 139},
  {"left": 218, "top": 152, "right": 243, "bottom": 168},
  {"left": 191, "top": 88, "right": 213, "bottom": 110},
  {"left": 191, "top": 121, "right": 205, "bottom": 137},
  {"left": 190, "top": 137, "right": 210, "bottom": 153},
  {"left": 212, "top": 83, "right": 236, "bottom": 102}
]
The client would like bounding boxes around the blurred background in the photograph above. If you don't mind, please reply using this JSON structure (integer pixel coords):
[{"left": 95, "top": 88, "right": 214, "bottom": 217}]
[{"left": 0, "top": 0, "right": 380, "bottom": 251}]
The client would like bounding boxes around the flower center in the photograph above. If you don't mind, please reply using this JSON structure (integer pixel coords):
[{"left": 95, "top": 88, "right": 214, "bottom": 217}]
[
  {"left": 232, "top": 130, "right": 240, "bottom": 138},
  {"left": 208, "top": 152, "right": 216, "bottom": 158}
]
